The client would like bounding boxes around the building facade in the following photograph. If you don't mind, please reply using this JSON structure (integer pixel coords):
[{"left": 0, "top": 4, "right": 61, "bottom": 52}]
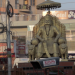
[
  {"left": 0, "top": 0, "right": 44, "bottom": 14},
  {"left": 0, "top": 0, "right": 45, "bottom": 41},
  {"left": 0, "top": 0, "right": 45, "bottom": 63}
]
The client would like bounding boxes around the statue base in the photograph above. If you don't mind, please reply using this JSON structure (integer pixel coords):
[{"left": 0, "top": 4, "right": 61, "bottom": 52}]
[
  {"left": 61, "top": 59, "right": 68, "bottom": 61},
  {"left": 18, "top": 60, "right": 75, "bottom": 75}
]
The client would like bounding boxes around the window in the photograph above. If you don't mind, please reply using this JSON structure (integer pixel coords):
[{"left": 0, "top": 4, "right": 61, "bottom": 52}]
[
  {"left": 30, "top": 0, "right": 35, "bottom": 6},
  {"left": 24, "top": 0, "right": 28, "bottom": 5},
  {"left": 19, "top": 4, "right": 21, "bottom": 9},
  {"left": 17, "top": 0, "right": 19, "bottom": 4},
  {"left": 30, "top": 0, "right": 32, "bottom": 5},
  {"left": 33, "top": 0, "right": 35, "bottom": 6},
  {"left": 15, "top": 0, "right": 19, "bottom": 9},
  {"left": 0, "top": 0, "right": 2, "bottom": 7},
  {"left": 15, "top": 0, "right": 19, "bottom": 4}
]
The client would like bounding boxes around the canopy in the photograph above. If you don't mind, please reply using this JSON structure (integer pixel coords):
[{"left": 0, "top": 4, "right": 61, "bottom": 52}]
[{"left": 37, "top": 0, "right": 61, "bottom": 10}]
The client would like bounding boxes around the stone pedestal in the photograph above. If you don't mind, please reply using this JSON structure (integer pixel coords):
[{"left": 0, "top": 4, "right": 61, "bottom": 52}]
[{"left": 61, "top": 59, "right": 68, "bottom": 61}]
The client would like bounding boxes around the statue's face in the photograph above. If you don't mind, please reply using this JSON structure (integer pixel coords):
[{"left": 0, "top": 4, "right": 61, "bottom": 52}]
[{"left": 45, "top": 20, "right": 52, "bottom": 25}]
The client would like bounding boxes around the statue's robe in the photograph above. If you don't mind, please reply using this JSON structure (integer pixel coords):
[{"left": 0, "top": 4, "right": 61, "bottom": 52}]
[{"left": 36, "top": 26, "right": 60, "bottom": 56}]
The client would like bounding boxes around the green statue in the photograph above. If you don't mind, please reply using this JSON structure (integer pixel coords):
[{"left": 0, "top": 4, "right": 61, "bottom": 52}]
[{"left": 28, "top": 13, "right": 68, "bottom": 61}]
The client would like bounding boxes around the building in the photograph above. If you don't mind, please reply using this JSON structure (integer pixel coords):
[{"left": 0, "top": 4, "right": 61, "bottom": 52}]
[
  {"left": 0, "top": 0, "right": 45, "bottom": 64},
  {"left": 0, "top": 0, "right": 45, "bottom": 41}
]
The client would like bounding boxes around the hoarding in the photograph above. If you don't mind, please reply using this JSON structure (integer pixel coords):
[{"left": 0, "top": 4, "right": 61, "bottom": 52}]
[
  {"left": 0, "top": 42, "right": 15, "bottom": 58},
  {"left": 0, "top": 42, "right": 14, "bottom": 54},
  {"left": 68, "top": 10, "right": 75, "bottom": 19},
  {"left": 51, "top": 11, "right": 68, "bottom": 19},
  {"left": 18, "top": 44, "right": 25, "bottom": 54},
  {"left": 43, "top": 10, "right": 75, "bottom": 20}
]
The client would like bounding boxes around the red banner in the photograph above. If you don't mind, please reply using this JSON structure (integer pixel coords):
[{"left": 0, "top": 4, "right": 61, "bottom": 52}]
[{"left": 0, "top": 42, "right": 14, "bottom": 54}]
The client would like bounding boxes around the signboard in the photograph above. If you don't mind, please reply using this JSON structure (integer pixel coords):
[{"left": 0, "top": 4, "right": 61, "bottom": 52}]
[
  {"left": 18, "top": 44, "right": 25, "bottom": 54},
  {"left": 31, "top": 57, "right": 59, "bottom": 69},
  {"left": 43, "top": 59, "right": 56, "bottom": 67},
  {"left": 0, "top": 42, "right": 14, "bottom": 54},
  {"left": 0, "top": 42, "right": 15, "bottom": 58},
  {"left": 43, "top": 10, "right": 75, "bottom": 20}
]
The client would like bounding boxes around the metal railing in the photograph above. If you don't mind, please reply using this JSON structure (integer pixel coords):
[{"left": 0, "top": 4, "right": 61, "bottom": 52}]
[
  {"left": 11, "top": 14, "right": 42, "bottom": 21},
  {"left": 0, "top": 14, "right": 42, "bottom": 22}
]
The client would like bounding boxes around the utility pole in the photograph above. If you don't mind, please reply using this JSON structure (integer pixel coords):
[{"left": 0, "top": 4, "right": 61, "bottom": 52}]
[{"left": 6, "top": 0, "right": 12, "bottom": 75}]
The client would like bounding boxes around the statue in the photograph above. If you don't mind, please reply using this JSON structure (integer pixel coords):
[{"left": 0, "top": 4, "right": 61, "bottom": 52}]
[
  {"left": 36, "top": 14, "right": 61, "bottom": 59},
  {"left": 59, "top": 43, "right": 68, "bottom": 59},
  {"left": 58, "top": 37, "right": 68, "bottom": 60},
  {"left": 28, "top": 13, "right": 68, "bottom": 61},
  {"left": 28, "top": 44, "right": 35, "bottom": 61}
]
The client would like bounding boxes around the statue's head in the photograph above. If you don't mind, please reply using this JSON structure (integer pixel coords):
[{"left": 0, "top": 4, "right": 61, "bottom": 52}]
[{"left": 44, "top": 14, "right": 52, "bottom": 26}]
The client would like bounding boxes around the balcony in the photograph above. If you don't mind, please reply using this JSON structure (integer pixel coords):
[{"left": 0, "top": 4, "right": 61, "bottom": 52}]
[
  {"left": 0, "top": 14, "right": 42, "bottom": 27},
  {"left": 19, "top": 4, "right": 31, "bottom": 13}
]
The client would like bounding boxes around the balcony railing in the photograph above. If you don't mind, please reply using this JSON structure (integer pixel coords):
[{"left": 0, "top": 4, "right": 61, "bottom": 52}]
[
  {"left": 10, "top": 14, "right": 42, "bottom": 21},
  {"left": 19, "top": 4, "right": 31, "bottom": 12},
  {"left": 0, "top": 14, "right": 42, "bottom": 24}
]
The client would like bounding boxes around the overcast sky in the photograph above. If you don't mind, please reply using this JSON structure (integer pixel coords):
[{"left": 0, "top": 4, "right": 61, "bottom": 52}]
[{"left": 49, "top": 0, "right": 75, "bottom": 11}]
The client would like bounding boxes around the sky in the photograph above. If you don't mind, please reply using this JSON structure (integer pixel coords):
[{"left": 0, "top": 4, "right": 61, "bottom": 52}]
[{"left": 48, "top": 0, "right": 75, "bottom": 11}]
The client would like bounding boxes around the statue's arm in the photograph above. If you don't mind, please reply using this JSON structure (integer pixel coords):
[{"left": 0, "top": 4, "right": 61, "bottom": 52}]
[
  {"left": 36, "top": 28, "right": 44, "bottom": 42},
  {"left": 53, "top": 27, "right": 61, "bottom": 43}
]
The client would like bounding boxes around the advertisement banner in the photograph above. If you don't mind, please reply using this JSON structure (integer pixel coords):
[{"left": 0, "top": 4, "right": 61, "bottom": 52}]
[
  {"left": 0, "top": 42, "right": 15, "bottom": 58},
  {"left": 18, "top": 44, "right": 25, "bottom": 54},
  {"left": 0, "top": 42, "right": 14, "bottom": 54},
  {"left": 43, "top": 10, "right": 75, "bottom": 20},
  {"left": 43, "top": 59, "right": 56, "bottom": 66},
  {"left": 51, "top": 11, "right": 68, "bottom": 19},
  {"left": 68, "top": 10, "right": 75, "bottom": 19}
]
